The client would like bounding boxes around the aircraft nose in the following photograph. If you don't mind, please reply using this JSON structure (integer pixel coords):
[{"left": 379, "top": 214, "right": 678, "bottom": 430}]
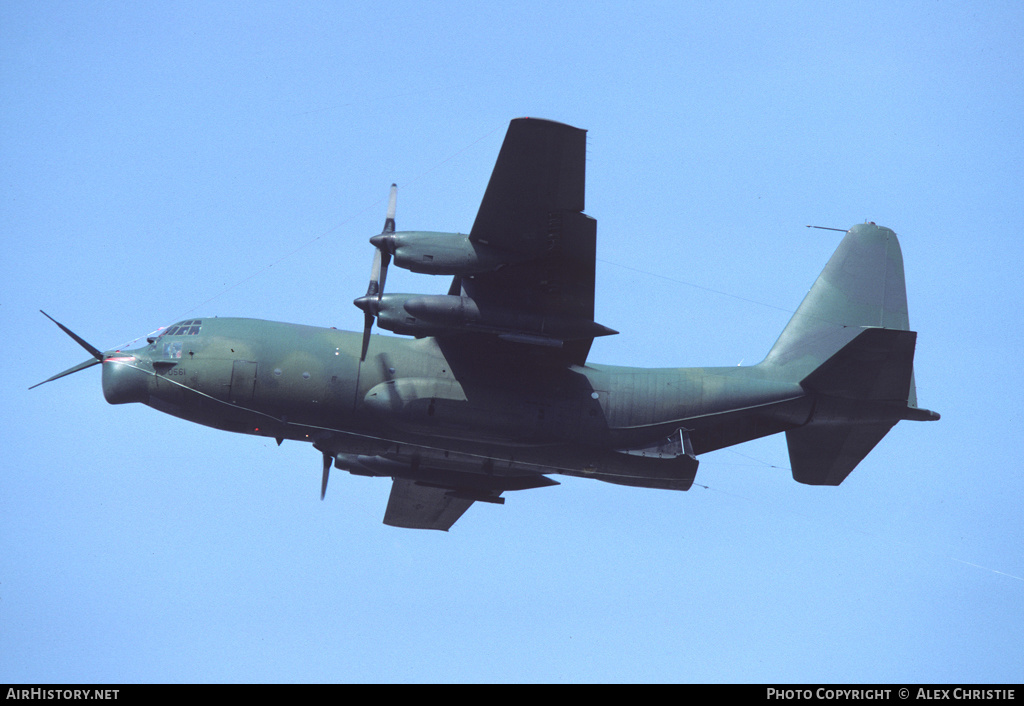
[{"left": 101, "top": 354, "right": 150, "bottom": 404}]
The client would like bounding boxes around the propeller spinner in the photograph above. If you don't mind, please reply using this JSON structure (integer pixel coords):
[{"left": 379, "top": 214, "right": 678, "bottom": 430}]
[{"left": 354, "top": 184, "right": 398, "bottom": 361}]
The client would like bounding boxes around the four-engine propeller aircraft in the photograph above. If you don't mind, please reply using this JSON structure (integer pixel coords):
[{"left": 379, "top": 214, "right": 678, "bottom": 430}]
[{"left": 34, "top": 118, "right": 939, "bottom": 530}]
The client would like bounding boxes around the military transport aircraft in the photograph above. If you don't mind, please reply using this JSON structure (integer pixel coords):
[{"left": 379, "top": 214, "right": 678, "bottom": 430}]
[{"left": 34, "top": 118, "right": 939, "bottom": 530}]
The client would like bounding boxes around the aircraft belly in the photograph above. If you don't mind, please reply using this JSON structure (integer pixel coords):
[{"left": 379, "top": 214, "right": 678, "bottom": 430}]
[{"left": 318, "top": 419, "right": 700, "bottom": 492}]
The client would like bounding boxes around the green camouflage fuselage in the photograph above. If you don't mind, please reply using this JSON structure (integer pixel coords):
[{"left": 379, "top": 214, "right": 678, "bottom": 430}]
[{"left": 103, "top": 316, "right": 808, "bottom": 489}]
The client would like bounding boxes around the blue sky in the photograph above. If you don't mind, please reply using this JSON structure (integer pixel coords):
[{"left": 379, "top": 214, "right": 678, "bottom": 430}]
[{"left": 2, "top": 1, "right": 1022, "bottom": 683}]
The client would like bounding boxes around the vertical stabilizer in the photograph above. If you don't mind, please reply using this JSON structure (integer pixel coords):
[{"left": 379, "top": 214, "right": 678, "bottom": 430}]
[
  {"left": 762, "top": 223, "right": 911, "bottom": 383},
  {"left": 759, "top": 224, "right": 937, "bottom": 485}
]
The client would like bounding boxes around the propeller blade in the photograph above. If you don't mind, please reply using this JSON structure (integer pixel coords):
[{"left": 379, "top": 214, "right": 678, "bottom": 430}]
[
  {"left": 40, "top": 310, "right": 104, "bottom": 361},
  {"left": 377, "top": 353, "right": 395, "bottom": 381},
  {"left": 354, "top": 184, "right": 397, "bottom": 360},
  {"left": 29, "top": 357, "right": 101, "bottom": 390},
  {"left": 321, "top": 452, "right": 332, "bottom": 500},
  {"left": 359, "top": 311, "right": 373, "bottom": 362},
  {"left": 31, "top": 312, "right": 109, "bottom": 390},
  {"left": 383, "top": 183, "right": 397, "bottom": 234},
  {"left": 371, "top": 185, "right": 396, "bottom": 300},
  {"left": 377, "top": 250, "right": 390, "bottom": 301},
  {"left": 380, "top": 184, "right": 396, "bottom": 292},
  {"left": 366, "top": 248, "right": 382, "bottom": 298},
  {"left": 354, "top": 184, "right": 399, "bottom": 361}
]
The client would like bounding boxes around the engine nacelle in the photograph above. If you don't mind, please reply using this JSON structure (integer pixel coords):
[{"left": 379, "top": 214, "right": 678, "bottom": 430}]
[
  {"left": 370, "top": 292, "right": 617, "bottom": 345},
  {"left": 372, "top": 293, "right": 445, "bottom": 337},
  {"left": 371, "top": 231, "right": 516, "bottom": 275}
]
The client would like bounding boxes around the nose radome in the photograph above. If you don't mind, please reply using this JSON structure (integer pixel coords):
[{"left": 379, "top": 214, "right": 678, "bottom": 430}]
[{"left": 102, "top": 356, "right": 149, "bottom": 404}]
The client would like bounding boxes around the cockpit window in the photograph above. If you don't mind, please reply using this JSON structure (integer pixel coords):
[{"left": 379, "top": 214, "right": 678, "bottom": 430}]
[
  {"left": 164, "top": 340, "right": 183, "bottom": 359},
  {"left": 165, "top": 320, "right": 202, "bottom": 336}
]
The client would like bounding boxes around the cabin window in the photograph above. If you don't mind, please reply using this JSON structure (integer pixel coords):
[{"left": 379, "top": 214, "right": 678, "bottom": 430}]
[{"left": 164, "top": 341, "right": 183, "bottom": 359}]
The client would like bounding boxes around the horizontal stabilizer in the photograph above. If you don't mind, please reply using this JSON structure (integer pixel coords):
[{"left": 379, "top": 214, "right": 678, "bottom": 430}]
[
  {"left": 787, "top": 328, "right": 934, "bottom": 485},
  {"left": 383, "top": 478, "right": 483, "bottom": 531},
  {"left": 787, "top": 422, "right": 895, "bottom": 486},
  {"left": 800, "top": 327, "right": 917, "bottom": 402}
]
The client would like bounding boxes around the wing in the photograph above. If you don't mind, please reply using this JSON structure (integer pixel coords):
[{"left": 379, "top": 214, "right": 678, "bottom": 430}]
[
  {"left": 326, "top": 448, "right": 559, "bottom": 531},
  {"left": 383, "top": 477, "right": 502, "bottom": 531},
  {"left": 458, "top": 118, "right": 611, "bottom": 365},
  {"left": 469, "top": 117, "right": 586, "bottom": 258}
]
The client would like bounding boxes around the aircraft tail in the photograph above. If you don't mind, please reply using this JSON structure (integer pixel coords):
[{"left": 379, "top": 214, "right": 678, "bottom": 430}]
[{"left": 759, "top": 223, "right": 939, "bottom": 485}]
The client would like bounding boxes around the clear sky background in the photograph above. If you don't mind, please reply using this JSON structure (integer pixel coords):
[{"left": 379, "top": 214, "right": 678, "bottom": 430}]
[{"left": 2, "top": 1, "right": 1022, "bottom": 684}]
